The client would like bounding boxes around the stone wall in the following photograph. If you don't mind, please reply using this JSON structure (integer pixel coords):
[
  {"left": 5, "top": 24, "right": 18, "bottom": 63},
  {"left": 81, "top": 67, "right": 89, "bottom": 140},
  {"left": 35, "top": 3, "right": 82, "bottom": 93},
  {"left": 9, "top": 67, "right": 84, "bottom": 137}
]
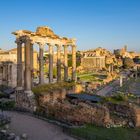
[
  {"left": 40, "top": 100, "right": 111, "bottom": 126},
  {"left": 0, "top": 62, "right": 17, "bottom": 88},
  {"left": 15, "top": 90, "right": 36, "bottom": 112},
  {"left": 107, "top": 103, "right": 140, "bottom": 127},
  {"left": 38, "top": 89, "right": 67, "bottom": 104},
  {"left": 37, "top": 95, "right": 140, "bottom": 127}
]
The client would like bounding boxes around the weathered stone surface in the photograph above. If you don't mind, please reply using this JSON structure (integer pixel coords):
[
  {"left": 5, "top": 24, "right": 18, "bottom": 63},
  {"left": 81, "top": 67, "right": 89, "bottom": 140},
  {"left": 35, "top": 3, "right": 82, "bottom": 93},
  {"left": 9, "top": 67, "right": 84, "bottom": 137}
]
[
  {"left": 107, "top": 102, "right": 140, "bottom": 127},
  {"left": 15, "top": 90, "right": 36, "bottom": 112},
  {"left": 36, "top": 26, "right": 59, "bottom": 38},
  {"left": 38, "top": 89, "right": 67, "bottom": 104},
  {"left": 81, "top": 47, "right": 117, "bottom": 70},
  {"left": 43, "top": 100, "right": 111, "bottom": 126}
]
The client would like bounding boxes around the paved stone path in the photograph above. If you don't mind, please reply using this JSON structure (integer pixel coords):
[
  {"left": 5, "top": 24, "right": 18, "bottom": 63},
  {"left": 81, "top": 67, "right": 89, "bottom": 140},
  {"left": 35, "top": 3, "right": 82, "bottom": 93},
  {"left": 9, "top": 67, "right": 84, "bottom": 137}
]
[
  {"left": 4, "top": 111, "right": 76, "bottom": 140},
  {"left": 129, "top": 78, "right": 140, "bottom": 95},
  {"left": 96, "top": 80, "right": 120, "bottom": 96}
]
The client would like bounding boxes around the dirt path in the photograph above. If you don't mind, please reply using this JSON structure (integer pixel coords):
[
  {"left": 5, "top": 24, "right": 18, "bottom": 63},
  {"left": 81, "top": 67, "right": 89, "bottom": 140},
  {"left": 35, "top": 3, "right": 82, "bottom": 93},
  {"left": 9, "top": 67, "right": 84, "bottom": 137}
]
[{"left": 4, "top": 111, "right": 76, "bottom": 140}]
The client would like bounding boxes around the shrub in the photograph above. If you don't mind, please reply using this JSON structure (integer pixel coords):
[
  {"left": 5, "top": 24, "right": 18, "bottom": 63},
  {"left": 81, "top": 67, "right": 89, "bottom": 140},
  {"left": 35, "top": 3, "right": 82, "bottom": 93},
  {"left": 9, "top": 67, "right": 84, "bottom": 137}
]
[
  {"left": 112, "top": 93, "right": 128, "bottom": 102},
  {"left": 0, "top": 100, "right": 15, "bottom": 110},
  {"left": 123, "top": 57, "right": 134, "bottom": 68}
]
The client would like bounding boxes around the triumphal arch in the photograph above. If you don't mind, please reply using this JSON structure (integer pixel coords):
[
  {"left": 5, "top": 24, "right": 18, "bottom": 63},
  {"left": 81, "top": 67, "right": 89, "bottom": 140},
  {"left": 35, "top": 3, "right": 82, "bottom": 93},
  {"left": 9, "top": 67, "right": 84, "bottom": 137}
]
[{"left": 12, "top": 26, "right": 77, "bottom": 110}]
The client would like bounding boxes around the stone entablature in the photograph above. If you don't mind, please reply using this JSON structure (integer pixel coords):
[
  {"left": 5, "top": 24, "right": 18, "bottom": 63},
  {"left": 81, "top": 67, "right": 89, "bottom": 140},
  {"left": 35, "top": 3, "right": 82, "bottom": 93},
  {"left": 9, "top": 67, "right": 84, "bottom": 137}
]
[{"left": 12, "top": 26, "right": 76, "bottom": 47}]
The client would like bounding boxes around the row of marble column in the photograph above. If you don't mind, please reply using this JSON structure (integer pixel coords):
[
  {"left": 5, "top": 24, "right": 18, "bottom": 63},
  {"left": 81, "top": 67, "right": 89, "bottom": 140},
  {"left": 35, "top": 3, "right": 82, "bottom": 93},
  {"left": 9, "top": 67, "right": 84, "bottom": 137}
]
[
  {"left": 38, "top": 43, "right": 76, "bottom": 84},
  {"left": 16, "top": 39, "right": 76, "bottom": 92}
]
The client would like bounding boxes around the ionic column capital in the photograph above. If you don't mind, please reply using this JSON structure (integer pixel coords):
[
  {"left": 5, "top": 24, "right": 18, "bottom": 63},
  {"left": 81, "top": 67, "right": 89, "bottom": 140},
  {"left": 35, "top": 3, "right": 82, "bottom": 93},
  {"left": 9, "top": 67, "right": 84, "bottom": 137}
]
[
  {"left": 56, "top": 44, "right": 62, "bottom": 48},
  {"left": 15, "top": 38, "right": 22, "bottom": 45},
  {"left": 38, "top": 42, "right": 46, "bottom": 49},
  {"left": 47, "top": 43, "right": 55, "bottom": 47},
  {"left": 72, "top": 45, "right": 77, "bottom": 48},
  {"left": 63, "top": 45, "right": 69, "bottom": 48}
]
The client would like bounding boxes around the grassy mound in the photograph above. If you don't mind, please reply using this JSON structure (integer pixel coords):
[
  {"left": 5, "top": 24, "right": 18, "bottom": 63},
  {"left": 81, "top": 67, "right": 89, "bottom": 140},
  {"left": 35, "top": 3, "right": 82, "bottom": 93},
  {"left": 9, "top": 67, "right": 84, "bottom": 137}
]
[{"left": 32, "top": 82, "right": 75, "bottom": 95}]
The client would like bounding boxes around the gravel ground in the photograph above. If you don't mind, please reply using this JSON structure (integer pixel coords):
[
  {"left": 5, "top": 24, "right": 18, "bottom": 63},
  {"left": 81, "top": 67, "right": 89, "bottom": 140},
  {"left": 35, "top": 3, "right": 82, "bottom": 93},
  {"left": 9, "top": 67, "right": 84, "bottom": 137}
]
[{"left": 4, "top": 111, "right": 76, "bottom": 140}]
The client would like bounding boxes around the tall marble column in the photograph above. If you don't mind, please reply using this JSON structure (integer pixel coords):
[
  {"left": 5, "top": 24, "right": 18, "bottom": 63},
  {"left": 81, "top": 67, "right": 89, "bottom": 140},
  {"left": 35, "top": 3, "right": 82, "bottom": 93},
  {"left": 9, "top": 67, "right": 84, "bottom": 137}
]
[
  {"left": 108, "top": 64, "right": 111, "bottom": 73},
  {"left": 120, "top": 75, "right": 123, "bottom": 87},
  {"left": 39, "top": 43, "right": 45, "bottom": 84},
  {"left": 2, "top": 66, "right": 5, "bottom": 83},
  {"left": 16, "top": 40, "right": 23, "bottom": 89},
  {"left": 64, "top": 45, "right": 68, "bottom": 81},
  {"left": 48, "top": 44, "right": 53, "bottom": 83},
  {"left": 72, "top": 45, "right": 76, "bottom": 81},
  {"left": 30, "top": 44, "right": 33, "bottom": 72},
  {"left": 57, "top": 45, "right": 61, "bottom": 82},
  {"left": 99, "top": 58, "right": 101, "bottom": 69},
  {"left": 30, "top": 44, "right": 33, "bottom": 87},
  {"left": 24, "top": 39, "right": 32, "bottom": 93}
]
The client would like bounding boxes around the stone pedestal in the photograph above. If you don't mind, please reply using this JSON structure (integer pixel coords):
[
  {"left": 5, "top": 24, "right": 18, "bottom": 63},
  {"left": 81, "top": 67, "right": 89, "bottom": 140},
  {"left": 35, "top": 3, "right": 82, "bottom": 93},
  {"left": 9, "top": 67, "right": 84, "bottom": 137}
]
[{"left": 15, "top": 89, "right": 36, "bottom": 112}]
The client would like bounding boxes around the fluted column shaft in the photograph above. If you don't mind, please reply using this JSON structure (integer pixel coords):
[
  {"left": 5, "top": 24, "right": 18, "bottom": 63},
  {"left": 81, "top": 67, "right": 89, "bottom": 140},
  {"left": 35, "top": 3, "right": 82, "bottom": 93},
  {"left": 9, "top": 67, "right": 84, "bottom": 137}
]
[
  {"left": 57, "top": 45, "right": 61, "bottom": 82},
  {"left": 64, "top": 45, "right": 68, "bottom": 81},
  {"left": 24, "top": 39, "right": 32, "bottom": 91},
  {"left": 17, "top": 40, "right": 23, "bottom": 88},
  {"left": 72, "top": 45, "right": 76, "bottom": 81},
  {"left": 39, "top": 44, "right": 44, "bottom": 84},
  {"left": 48, "top": 44, "right": 53, "bottom": 83}
]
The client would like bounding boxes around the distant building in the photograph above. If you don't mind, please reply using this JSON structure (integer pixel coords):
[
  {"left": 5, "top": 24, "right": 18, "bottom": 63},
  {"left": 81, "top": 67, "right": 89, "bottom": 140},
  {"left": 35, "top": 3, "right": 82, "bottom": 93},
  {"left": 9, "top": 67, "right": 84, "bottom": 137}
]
[
  {"left": 0, "top": 47, "right": 39, "bottom": 70},
  {"left": 81, "top": 47, "right": 115, "bottom": 70},
  {"left": 114, "top": 46, "right": 140, "bottom": 59},
  {"left": 0, "top": 61, "right": 17, "bottom": 87},
  {"left": 0, "top": 47, "right": 39, "bottom": 87}
]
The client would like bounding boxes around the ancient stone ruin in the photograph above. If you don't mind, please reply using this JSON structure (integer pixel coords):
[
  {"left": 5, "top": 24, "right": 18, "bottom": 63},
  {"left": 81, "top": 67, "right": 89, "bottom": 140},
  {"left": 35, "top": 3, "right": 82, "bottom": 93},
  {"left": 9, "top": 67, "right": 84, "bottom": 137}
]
[{"left": 12, "top": 26, "right": 77, "bottom": 111}]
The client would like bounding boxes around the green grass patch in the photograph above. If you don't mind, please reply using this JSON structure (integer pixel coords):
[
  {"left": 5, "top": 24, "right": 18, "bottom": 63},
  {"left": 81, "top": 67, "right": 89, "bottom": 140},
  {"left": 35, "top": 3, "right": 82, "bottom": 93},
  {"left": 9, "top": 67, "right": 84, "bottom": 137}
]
[
  {"left": 78, "top": 73, "right": 107, "bottom": 82},
  {"left": 0, "top": 100, "right": 15, "bottom": 110},
  {"left": 119, "top": 78, "right": 135, "bottom": 92},
  {"left": 70, "top": 124, "right": 140, "bottom": 140}
]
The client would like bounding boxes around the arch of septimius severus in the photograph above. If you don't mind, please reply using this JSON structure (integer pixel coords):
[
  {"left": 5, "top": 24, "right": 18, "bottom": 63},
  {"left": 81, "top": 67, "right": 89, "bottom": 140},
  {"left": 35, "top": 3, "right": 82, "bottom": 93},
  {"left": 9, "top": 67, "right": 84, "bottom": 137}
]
[{"left": 12, "top": 26, "right": 76, "bottom": 103}]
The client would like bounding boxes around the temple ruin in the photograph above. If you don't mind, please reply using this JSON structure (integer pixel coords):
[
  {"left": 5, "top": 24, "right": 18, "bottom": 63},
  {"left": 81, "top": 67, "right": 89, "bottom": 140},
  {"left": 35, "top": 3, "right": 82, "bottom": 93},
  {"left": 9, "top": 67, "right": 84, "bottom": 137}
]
[{"left": 12, "top": 26, "right": 77, "bottom": 110}]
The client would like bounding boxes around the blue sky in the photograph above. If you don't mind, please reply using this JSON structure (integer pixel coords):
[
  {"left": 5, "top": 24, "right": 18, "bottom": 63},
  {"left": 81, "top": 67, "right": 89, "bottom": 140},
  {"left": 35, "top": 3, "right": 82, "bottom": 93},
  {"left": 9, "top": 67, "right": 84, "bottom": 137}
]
[{"left": 0, "top": 0, "right": 140, "bottom": 52}]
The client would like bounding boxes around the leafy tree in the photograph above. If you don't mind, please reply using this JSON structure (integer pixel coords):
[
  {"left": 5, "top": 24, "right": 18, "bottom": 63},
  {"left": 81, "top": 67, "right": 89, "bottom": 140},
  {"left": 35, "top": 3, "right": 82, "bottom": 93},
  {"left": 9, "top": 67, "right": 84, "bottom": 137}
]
[
  {"left": 123, "top": 57, "right": 135, "bottom": 68},
  {"left": 68, "top": 51, "right": 82, "bottom": 67}
]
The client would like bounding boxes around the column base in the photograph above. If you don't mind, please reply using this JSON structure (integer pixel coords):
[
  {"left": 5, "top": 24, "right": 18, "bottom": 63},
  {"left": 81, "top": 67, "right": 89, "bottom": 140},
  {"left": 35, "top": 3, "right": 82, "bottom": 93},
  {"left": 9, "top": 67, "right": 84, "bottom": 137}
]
[
  {"left": 15, "top": 89, "right": 36, "bottom": 112},
  {"left": 24, "top": 90, "right": 34, "bottom": 97},
  {"left": 16, "top": 86, "right": 23, "bottom": 90}
]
